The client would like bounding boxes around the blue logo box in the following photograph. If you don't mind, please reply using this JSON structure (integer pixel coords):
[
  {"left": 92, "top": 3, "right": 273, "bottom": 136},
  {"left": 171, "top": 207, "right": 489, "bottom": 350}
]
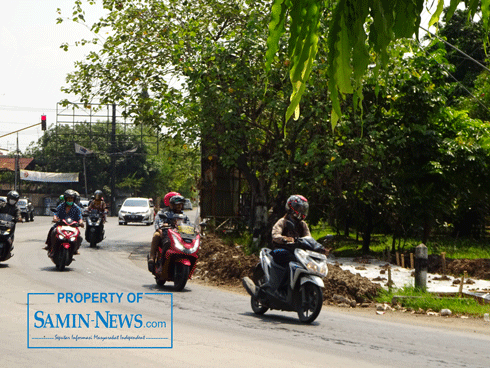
[{"left": 27, "top": 292, "right": 173, "bottom": 349}]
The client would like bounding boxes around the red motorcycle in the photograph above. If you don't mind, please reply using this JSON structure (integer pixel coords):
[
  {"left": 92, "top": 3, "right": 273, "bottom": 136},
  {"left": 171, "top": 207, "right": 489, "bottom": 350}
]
[
  {"left": 49, "top": 218, "right": 81, "bottom": 271},
  {"left": 148, "top": 213, "right": 201, "bottom": 291}
]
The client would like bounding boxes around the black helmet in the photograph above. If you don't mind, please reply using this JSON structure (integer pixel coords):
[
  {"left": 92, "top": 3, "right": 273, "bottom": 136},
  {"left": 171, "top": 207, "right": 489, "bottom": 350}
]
[
  {"left": 74, "top": 191, "right": 80, "bottom": 204},
  {"left": 170, "top": 195, "right": 185, "bottom": 211},
  {"left": 94, "top": 190, "right": 103, "bottom": 200},
  {"left": 286, "top": 195, "right": 309, "bottom": 221},
  {"left": 7, "top": 190, "right": 20, "bottom": 205},
  {"left": 170, "top": 195, "right": 185, "bottom": 206},
  {"left": 63, "top": 189, "right": 77, "bottom": 202}
]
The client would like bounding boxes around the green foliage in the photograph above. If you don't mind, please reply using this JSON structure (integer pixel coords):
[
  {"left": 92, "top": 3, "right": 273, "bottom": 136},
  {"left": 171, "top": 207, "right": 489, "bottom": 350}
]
[
  {"left": 24, "top": 121, "right": 199, "bottom": 200},
  {"left": 116, "top": 172, "right": 144, "bottom": 195},
  {"left": 25, "top": 122, "right": 151, "bottom": 196},
  {"left": 60, "top": 0, "right": 490, "bottom": 252},
  {"left": 264, "top": 0, "right": 490, "bottom": 127}
]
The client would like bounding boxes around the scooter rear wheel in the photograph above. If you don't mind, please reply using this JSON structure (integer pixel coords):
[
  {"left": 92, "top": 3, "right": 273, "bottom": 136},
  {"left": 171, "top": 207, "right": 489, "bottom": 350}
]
[{"left": 297, "top": 283, "right": 323, "bottom": 324}]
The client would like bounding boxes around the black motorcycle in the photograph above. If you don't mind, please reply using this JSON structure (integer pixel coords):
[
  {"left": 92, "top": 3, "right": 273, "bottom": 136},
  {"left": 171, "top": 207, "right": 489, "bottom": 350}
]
[
  {"left": 0, "top": 213, "right": 16, "bottom": 262},
  {"left": 83, "top": 209, "right": 104, "bottom": 248}
]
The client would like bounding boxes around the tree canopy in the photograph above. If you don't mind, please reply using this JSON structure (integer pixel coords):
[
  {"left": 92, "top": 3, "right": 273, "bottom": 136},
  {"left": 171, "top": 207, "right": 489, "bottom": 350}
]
[
  {"left": 268, "top": 0, "right": 490, "bottom": 126},
  {"left": 57, "top": 0, "right": 490, "bottom": 249}
]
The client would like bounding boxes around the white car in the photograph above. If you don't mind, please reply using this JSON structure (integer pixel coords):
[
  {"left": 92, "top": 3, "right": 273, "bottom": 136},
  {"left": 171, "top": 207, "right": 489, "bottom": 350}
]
[
  {"left": 118, "top": 197, "right": 155, "bottom": 226},
  {"left": 184, "top": 198, "right": 193, "bottom": 210}
]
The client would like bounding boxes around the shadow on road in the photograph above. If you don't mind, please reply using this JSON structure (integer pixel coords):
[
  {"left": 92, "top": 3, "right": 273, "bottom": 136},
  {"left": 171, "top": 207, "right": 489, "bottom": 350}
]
[
  {"left": 239, "top": 311, "right": 321, "bottom": 326},
  {"left": 141, "top": 282, "right": 192, "bottom": 293},
  {"left": 39, "top": 266, "right": 76, "bottom": 273}
]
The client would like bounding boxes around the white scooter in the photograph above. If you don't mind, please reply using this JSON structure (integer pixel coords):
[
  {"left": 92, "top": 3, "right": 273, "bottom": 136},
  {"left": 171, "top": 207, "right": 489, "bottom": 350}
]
[{"left": 243, "top": 236, "right": 328, "bottom": 324}]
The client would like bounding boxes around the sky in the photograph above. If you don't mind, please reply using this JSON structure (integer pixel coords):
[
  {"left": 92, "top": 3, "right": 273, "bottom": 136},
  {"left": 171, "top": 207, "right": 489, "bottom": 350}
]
[
  {"left": 0, "top": 0, "right": 105, "bottom": 152},
  {"left": 0, "top": 1, "right": 441, "bottom": 153}
]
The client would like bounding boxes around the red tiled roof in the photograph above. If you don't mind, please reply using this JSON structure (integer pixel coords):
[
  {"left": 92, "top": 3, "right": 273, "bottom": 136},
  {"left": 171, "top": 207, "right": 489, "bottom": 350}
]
[{"left": 0, "top": 157, "right": 34, "bottom": 171}]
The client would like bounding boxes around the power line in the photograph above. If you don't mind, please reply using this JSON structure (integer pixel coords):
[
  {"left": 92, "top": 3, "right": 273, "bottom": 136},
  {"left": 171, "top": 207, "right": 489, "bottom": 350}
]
[
  {"left": 0, "top": 105, "right": 56, "bottom": 112},
  {"left": 419, "top": 25, "right": 490, "bottom": 74},
  {"left": 416, "top": 40, "right": 490, "bottom": 116}
]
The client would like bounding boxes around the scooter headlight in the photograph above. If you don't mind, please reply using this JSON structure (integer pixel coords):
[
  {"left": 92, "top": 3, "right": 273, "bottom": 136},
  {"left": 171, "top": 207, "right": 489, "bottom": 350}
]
[
  {"left": 58, "top": 234, "right": 64, "bottom": 240},
  {"left": 70, "top": 237, "right": 77, "bottom": 242},
  {"left": 306, "top": 260, "right": 328, "bottom": 276},
  {"left": 188, "top": 237, "right": 200, "bottom": 254},
  {"left": 295, "top": 249, "right": 328, "bottom": 277},
  {"left": 171, "top": 233, "right": 185, "bottom": 252}
]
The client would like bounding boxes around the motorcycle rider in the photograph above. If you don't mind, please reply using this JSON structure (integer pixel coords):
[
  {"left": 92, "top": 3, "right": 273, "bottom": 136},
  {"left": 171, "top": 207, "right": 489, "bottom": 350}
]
[
  {"left": 44, "top": 189, "right": 84, "bottom": 255},
  {"left": 56, "top": 194, "right": 64, "bottom": 207},
  {"left": 242, "top": 194, "right": 311, "bottom": 298},
  {"left": 0, "top": 190, "right": 23, "bottom": 222},
  {"left": 0, "top": 191, "right": 22, "bottom": 259},
  {"left": 87, "top": 190, "right": 107, "bottom": 222},
  {"left": 148, "top": 194, "right": 190, "bottom": 272}
]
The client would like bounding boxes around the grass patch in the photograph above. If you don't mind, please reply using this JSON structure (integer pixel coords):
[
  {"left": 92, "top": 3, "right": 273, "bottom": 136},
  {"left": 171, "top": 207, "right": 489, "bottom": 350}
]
[
  {"left": 429, "top": 238, "right": 490, "bottom": 259},
  {"left": 310, "top": 224, "right": 490, "bottom": 260},
  {"left": 377, "top": 286, "right": 490, "bottom": 316}
]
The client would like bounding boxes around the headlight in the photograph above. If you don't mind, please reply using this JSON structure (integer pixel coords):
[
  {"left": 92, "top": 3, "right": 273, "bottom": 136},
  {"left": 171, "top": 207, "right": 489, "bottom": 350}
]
[
  {"left": 70, "top": 237, "right": 76, "bottom": 242},
  {"left": 188, "top": 237, "right": 200, "bottom": 254},
  {"left": 58, "top": 235, "right": 64, "bottom": 240},
  {"left": 306, "top": 261, "right": 328, "bottom": 276},
  {"left": 171, "top": 233, "right": 185, "bottom": 252},
  {"left": 295, "top": 249, "right": 328, "bottom": 277}
]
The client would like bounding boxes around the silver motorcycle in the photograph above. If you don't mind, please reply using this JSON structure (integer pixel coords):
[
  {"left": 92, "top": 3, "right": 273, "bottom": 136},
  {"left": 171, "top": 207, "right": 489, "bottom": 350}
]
[{"left": 243, "top": 236, "right": 328, "bottom": 324}]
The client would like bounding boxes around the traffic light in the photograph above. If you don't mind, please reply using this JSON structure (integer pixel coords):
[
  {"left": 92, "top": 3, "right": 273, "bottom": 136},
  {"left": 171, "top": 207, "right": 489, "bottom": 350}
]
[{"left": 41, "top": 115, "right": 46, "bottom": 130}]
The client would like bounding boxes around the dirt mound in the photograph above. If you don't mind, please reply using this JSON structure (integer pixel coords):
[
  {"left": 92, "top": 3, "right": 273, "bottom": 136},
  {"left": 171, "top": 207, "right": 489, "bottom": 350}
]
[
  {"left": 194, "top": 234, "right": 381, "bottom": 305},
  {"left": 323, "top": 264, "right": 381, "bottom": 305},
  {"left": 193, "top": 234, "right": 259, "bottom": 287},
  {"left": 427, "top": 255, "right": 490, "bottom": 280}
]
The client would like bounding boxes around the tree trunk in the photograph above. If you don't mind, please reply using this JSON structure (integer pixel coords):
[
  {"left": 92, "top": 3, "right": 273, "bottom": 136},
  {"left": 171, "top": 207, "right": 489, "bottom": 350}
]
[
  {"left": 362, "top": 205, "right": 373, "bottom": 254},
  {"left": 236, "top": 155, "right": 269, "bottom": 247}
]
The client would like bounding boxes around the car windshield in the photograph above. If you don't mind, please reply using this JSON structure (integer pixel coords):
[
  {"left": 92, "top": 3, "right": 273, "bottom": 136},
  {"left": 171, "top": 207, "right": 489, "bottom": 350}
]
[
  {"left": 123, "top": 199, "right": 148, "bottom": 207},
  {"left": 18, "top": 199, "right": 28, "bottom": 205}
]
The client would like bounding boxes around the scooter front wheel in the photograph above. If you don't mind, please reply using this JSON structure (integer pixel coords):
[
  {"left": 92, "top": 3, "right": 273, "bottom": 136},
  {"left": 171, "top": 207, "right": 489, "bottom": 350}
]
[
  {"left": 173, "top": 263, "right": 190, "bottom": 291},
  {"left": 56, "top": 248, "right": 69, "bottom": 271},
  {"left": 297, "top": 283, "right": 323, "bottom": 324},
  {"left": 251, "top": 294, "right": 268, "bottom": 315},
  {"left": 156, "top": 279, "right": 166, "bottom": 286}
]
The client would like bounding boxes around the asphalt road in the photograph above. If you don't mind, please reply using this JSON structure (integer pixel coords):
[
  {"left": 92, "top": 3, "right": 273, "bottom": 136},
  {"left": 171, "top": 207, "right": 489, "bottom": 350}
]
[{"left": 1, "top": 215, "right": 490, "bottom": 368}]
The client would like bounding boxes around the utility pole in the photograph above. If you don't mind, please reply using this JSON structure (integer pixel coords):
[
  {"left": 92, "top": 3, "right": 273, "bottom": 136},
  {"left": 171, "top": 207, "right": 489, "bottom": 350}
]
[
  {"left": 110, "top": 104, "right": 117, "bottom": 216},
  {"left": 83, "top": 155, "right": 88, "bottom": 199},
  {"left": 14, "top": 133, "right": 19, "bottom": 192}
]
